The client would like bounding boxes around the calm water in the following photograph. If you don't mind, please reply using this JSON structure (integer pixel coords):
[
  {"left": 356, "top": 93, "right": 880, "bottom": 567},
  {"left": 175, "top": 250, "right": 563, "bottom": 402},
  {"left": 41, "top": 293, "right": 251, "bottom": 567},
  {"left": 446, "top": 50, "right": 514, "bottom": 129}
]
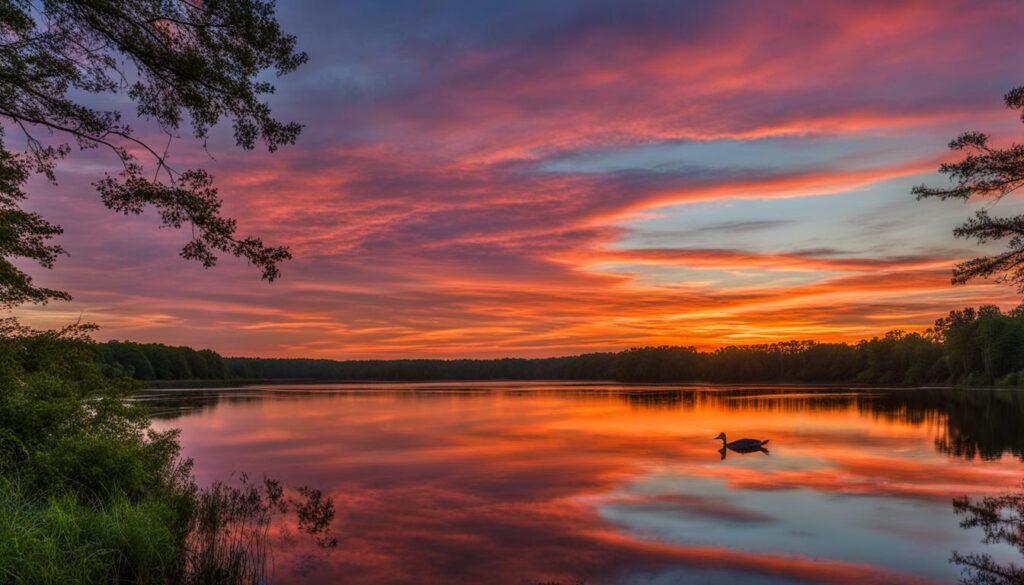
[{"left": 149, "top": 383, "right": 1024, "bottom": 585}]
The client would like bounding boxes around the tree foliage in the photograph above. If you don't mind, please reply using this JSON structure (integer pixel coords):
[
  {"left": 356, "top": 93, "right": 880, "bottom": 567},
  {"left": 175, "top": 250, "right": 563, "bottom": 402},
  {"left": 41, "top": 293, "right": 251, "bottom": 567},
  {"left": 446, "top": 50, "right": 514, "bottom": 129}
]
[
  {"left": 914, "top": 84, "right": 1024, "bottom": 290},
  {"left": 0, "top": 0, "right": 306, "bottom": 305},
  {"left": 217, "top": 337, "right": 929, "bottom": 384},
  {"left": 0, "top": 143, "right": 69, "bottom": 306},
  {"left": 99, "top": 339, "right": 227, "bottom": 381},
  {"left": 0, "top": 319, "right": 337, "bottom": 584},
  {"left": 108, "top": 305, "right": 1024, "bottom": 388}
]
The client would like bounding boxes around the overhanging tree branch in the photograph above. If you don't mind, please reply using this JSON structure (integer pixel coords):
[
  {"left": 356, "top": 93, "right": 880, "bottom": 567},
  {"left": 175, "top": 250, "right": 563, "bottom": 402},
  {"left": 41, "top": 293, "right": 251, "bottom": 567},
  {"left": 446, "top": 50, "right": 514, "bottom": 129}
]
[
  {"left": 0, "top": 0, "right": 307, "bottom": 306},
  {"left": 915, "top": 84, "right": 1024, "bottom": 291}
]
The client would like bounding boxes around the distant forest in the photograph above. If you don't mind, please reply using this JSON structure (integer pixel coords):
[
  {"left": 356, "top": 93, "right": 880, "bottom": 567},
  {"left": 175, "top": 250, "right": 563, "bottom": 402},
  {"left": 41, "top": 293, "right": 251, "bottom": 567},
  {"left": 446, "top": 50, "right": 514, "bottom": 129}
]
[{"left": 99, "top": 305, "right": 1024, "bottom": 386}]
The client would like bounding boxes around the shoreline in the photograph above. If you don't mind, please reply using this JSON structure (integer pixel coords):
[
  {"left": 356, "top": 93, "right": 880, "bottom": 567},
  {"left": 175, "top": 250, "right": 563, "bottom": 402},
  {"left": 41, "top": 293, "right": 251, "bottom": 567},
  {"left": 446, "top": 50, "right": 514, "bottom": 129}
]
[{"left": 143, "top": 378, "right": 1024, "bottom": 392}]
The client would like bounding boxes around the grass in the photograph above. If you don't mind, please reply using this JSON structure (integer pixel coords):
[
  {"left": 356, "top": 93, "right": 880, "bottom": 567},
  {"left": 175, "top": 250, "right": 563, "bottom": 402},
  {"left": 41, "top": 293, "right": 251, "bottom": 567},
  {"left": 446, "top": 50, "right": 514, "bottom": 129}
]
[
  {"left": 0, "top": 322, "right": 336, "bottom": 585},
  {"left": 0, "top": 478, "right": 184, "bottom": 584}
]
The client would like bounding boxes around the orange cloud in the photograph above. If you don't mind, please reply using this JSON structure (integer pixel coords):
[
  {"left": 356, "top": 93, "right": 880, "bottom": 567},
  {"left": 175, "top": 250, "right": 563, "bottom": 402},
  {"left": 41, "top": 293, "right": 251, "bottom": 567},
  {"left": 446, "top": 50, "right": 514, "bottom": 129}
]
[{"left": 17, "top": 0, "right": 1024, "bottom": 357}]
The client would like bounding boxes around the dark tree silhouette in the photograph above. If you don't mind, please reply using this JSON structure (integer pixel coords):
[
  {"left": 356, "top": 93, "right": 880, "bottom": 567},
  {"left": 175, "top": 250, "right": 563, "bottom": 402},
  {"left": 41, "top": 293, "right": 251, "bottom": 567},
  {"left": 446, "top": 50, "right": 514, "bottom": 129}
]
[
  {"left": 914, "top": 84, "right": 1024, "bottom": 290},
  {"left": 0, "top": 0, "right": 306, "bottom": 307},
  {"left": 951, "top": 484, "right": 1024, "bottom": 585}
]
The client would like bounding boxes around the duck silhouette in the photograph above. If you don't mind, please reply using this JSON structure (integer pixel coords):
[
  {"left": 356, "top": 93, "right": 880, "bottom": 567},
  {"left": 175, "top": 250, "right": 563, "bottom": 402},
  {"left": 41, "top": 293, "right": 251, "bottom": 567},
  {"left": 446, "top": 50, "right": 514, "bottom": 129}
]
[{"left": 715, "top": 432, "right": 769, "bottom": 460}]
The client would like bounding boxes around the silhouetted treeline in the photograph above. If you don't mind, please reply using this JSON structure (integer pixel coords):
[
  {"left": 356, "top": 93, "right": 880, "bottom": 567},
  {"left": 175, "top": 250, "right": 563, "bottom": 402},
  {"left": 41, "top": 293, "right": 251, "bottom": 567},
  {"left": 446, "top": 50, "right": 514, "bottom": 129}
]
[
  {"left": 101, "top": 306, "right": 1024, "bottom": 386},
  {"left": 220, "top": 341, "right": 888, "bottom": 383},
  {"left": 98, "top": 340, "right": 229, "bottom": 381}
]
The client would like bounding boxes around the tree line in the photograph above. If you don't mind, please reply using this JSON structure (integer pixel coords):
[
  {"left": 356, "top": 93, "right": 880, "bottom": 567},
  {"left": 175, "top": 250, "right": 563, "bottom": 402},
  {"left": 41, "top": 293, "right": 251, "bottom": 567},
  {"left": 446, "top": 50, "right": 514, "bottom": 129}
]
[
  {"left": 99, "top": 341, "right": 229, "bottom": 381},
  {"left": 102, "top": 305, "right": 1024, "bottom": 387}
]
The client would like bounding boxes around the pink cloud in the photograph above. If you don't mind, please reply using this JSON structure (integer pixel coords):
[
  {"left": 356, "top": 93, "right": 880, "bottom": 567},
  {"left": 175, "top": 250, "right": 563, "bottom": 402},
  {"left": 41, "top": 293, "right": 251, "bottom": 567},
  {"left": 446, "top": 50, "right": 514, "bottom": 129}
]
[{"left": 15, "top": 0, "right": 1024, "bottom": 357}]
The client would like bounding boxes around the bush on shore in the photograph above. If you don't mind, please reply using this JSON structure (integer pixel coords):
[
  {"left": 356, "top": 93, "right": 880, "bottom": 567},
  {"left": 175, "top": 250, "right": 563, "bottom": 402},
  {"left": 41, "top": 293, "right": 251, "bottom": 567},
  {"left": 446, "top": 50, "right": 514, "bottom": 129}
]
[
  {"left": 0, "top": 319, "right": 194, "bottom": 584},
  {"left": 0, "top": 319, "right": 335, "bottom": 585}
]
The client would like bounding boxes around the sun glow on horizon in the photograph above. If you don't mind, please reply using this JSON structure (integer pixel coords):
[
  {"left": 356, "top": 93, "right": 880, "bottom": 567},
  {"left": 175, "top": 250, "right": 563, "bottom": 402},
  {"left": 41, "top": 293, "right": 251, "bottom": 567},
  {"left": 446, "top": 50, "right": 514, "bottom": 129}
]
[{"left": 18, "top": 0, "right": 1024, "bottom": 358}]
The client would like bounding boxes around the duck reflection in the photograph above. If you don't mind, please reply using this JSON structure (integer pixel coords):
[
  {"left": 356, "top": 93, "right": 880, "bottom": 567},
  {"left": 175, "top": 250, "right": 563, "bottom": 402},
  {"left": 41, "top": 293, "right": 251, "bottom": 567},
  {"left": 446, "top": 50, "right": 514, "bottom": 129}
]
[{"left": 714, "top": 432, "right": 770, "bottom": 460}]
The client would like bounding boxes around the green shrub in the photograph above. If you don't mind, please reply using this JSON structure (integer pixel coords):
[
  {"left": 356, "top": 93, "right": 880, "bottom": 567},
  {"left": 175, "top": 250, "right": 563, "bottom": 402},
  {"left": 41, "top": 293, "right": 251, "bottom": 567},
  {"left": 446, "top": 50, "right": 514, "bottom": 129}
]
[
  {"left": 965, "top": 371, "right": 992, "bottom": 388},
  {"left": 0, "top": 322, "right": 193, "bottom": 584},
  {"left": 0, "top": 320, "right": 336, "bottom": 584},
  {"left": 995, "top": 372, "right": 1019, "bottom": 387}
]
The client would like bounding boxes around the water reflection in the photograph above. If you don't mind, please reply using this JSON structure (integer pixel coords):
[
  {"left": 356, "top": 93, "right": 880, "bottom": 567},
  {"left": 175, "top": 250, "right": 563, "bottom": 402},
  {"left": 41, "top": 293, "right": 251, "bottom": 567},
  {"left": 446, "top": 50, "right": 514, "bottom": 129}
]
[
  {"left": 149, "top": 385, "right": 1024, "bottom": 463},
  {"left": 150, "top": 383, "right": 1024, "bottom": 584},
  {"left": 718, "top": 445, "right": 770, "bottom": 460},
  {"left": 950, "top": 482, "right": 1024, "bottom": 585}
]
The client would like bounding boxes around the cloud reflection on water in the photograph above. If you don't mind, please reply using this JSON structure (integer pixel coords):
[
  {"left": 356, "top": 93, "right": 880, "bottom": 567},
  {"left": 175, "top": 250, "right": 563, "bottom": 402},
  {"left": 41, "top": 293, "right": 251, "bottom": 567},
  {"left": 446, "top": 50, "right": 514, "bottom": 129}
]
[{"left": 153, "top": 384, "right": 1024, "bottom": 584}]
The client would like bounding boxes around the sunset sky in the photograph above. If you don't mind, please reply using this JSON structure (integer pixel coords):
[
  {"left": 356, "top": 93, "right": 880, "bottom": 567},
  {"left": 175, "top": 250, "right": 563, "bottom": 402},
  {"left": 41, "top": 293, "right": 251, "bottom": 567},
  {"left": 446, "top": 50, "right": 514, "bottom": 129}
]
[{"left": 17, "top": 0, "right": 1024, "bottom": 358}]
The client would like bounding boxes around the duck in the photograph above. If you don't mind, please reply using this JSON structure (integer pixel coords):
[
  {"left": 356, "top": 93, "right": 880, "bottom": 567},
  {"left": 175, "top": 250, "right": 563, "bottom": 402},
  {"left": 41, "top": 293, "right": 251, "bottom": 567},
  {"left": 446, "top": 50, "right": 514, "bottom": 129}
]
[{"left": 714, "top": 432, "right": 769, "bottom": 452}]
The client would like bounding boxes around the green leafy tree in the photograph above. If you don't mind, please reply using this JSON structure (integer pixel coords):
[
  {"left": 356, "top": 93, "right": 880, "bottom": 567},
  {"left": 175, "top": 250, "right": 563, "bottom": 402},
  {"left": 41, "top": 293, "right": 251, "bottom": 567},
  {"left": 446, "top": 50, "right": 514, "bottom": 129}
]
[
  {"left": 914, "top": 84, "right": 1024, "bottom": 289},
  {"left": 0, "top": 0, "right": 307, "bottom": 307}
]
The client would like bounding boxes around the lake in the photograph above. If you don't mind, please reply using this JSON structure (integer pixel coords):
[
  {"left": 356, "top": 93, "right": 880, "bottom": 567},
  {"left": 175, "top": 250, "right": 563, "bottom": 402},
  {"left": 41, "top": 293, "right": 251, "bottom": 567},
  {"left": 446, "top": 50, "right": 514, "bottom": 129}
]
[{"left": 148, "top": 382, "right": 1024, "bottom": 585}]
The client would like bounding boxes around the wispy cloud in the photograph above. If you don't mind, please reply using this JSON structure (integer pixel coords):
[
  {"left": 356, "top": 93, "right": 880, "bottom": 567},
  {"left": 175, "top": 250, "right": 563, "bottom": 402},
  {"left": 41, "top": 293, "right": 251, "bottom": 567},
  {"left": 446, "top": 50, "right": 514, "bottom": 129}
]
[{"left": 19, "top": 0, "right": 1024, "bottom": 357}]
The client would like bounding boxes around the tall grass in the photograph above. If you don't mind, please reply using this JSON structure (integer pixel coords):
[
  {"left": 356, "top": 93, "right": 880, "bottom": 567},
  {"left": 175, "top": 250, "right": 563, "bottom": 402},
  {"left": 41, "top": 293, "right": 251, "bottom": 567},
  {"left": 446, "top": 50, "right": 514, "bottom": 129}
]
[
  {"left": 0, "top": 474, "right": 336, "bottom": 585},
  {"left": 0, "top": 321, "right": 335, "bottom": 584},
  {"left": 185, "top": 475, "right": 336, "bottom": 585},
  {"left": 185, "top": 476, "right": 280, "bottom": 585},
  {"left": 0, "top": 478, "right": 184, "bottom": 584}
]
